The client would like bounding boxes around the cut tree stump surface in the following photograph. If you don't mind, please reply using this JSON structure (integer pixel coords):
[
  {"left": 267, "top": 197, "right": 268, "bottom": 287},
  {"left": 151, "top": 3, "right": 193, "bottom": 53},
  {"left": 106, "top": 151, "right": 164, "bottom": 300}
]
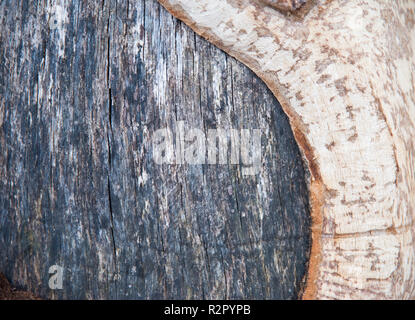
[{"left": 0, "top": 0, "right": 311, "bottom": 299}]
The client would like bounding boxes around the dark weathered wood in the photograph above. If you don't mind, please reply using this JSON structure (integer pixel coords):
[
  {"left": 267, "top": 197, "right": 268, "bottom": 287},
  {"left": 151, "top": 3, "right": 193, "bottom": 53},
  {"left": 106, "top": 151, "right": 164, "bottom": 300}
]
[{"left": 0, "top": 0, "right": 310, "bottom": 299}]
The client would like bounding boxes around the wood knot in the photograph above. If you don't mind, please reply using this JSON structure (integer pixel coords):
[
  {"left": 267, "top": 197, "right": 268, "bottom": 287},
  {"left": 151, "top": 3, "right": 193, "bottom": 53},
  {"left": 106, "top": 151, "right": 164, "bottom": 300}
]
[{"left": 260, "top": 0, "right": 308, "bottom": 12}]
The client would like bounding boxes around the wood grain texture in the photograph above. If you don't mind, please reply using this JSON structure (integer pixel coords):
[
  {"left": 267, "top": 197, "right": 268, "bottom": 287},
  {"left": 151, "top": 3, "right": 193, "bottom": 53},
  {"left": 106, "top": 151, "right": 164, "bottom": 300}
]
[
  {"left": 0, "top": 0, "right": 311, "bottom": 299},
  {"left": 157, "top": 0, "right": 415, "bottom": 299}
]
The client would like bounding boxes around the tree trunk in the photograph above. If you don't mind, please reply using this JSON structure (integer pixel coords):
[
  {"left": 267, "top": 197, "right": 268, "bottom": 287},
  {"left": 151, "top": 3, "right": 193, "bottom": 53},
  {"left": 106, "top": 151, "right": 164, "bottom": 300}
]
[
  {"left": 0, "top": 0, "right": 311, "bottom": 299},
  {"left": 157, "top": 0, "right": 415, "bottom": 299}
]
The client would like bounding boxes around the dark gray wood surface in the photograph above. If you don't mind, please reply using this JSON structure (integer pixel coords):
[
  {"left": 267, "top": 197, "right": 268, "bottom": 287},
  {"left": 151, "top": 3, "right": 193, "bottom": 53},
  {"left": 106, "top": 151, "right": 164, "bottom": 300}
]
[{"left": 0, "top": 0, "right": 311, "bottom": 299}]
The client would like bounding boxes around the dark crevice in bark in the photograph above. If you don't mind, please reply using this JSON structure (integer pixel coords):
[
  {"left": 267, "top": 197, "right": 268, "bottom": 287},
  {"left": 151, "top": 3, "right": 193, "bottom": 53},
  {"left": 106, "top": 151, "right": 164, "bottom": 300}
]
[
  {"left": 106, "top": 1, "right": 117, "bottom": 282},
  {"left": 107, "top": 177, "right": 117, "bottom": 270}
]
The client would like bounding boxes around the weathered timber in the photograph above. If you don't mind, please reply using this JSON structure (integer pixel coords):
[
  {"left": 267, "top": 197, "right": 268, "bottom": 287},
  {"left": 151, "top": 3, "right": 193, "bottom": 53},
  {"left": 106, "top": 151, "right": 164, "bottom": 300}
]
[{"left": 0, "top": 0, "right": 311, "bottom": 299}]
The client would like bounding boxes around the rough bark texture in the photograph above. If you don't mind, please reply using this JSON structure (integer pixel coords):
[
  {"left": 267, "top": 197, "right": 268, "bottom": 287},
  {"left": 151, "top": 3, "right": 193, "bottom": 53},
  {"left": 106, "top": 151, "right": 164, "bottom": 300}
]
[
  {"left": 157, "top": 0, "right": 415, "bottom": 299},
  {"left": 0, "top": 0, "right": 311, "bottom": 299}
]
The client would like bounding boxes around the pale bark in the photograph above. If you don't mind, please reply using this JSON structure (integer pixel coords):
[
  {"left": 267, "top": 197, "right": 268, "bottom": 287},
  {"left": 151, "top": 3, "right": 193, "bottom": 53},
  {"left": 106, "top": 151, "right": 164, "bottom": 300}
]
[{"left": 157, "top": 0, "right": 415, "bottom": 299}]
